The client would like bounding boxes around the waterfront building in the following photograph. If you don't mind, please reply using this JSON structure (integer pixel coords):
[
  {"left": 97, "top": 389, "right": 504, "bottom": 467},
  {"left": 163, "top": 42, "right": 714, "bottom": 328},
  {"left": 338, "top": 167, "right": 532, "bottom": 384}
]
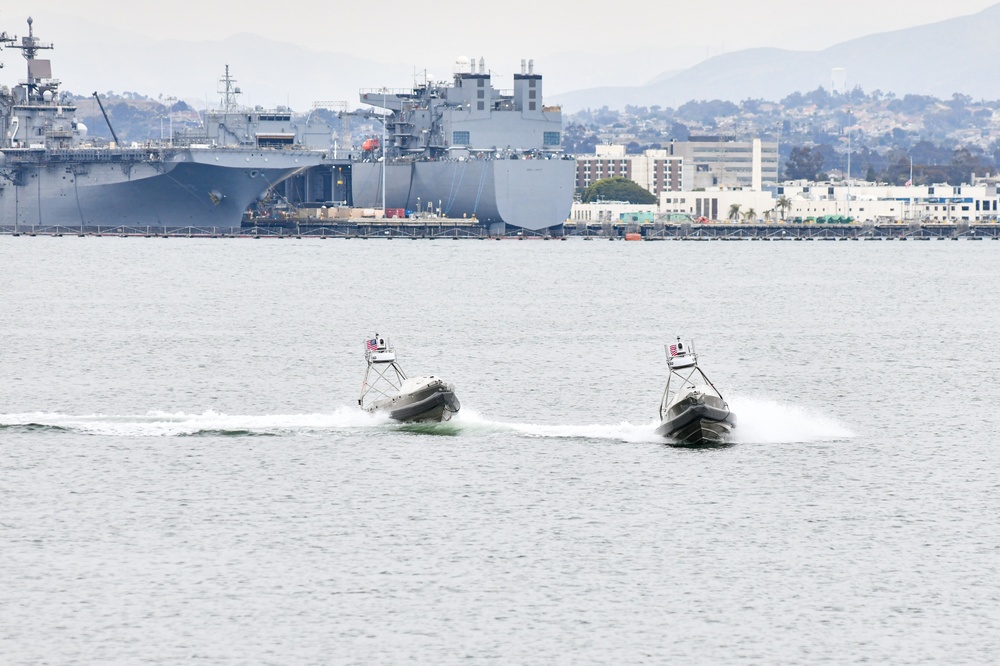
[
  {"left": 777, "top": 182, "right": 999, "bottom": 223},
  {"left": 653, "top": 181, "right": 1000, "bottom": 224},
  {"left": 569, "top": 199, "right": 659, "bottom": 225},
  {"left": 576, "top": 137, "right": 777, "bottom": 197},
  {"left": 668, "top": 137, "right": 777, "bottom": 190},
  {"left": 575, "top": 144, "right": 685, "bottom": 196},
  {"left": 659, "top": 188, "right": 776, "bottom": 222}
]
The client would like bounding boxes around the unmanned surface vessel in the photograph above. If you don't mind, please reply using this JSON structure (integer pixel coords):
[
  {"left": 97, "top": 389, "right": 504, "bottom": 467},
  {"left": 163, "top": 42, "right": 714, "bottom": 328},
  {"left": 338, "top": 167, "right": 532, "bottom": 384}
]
[
  {"left": 358, "top": 334, "right": 460, "bottom": 423},
  {"left": 655, "top": 339, "right": 736, "bottom": 446}
]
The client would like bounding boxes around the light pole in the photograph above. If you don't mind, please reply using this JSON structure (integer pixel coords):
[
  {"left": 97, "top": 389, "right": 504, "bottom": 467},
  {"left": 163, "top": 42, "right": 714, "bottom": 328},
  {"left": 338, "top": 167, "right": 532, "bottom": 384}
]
[
  {"left": 381, "top": 87, "right": 387, "bottom": 213},
  {"left": 164, "top": 96, "right": 177, "bottom": 147},
  {"left": 775, "top": 120, "right": 781, "bottom": 184},
  {"left": 846, "top": 110, "right": 852, "bottom": 220}
]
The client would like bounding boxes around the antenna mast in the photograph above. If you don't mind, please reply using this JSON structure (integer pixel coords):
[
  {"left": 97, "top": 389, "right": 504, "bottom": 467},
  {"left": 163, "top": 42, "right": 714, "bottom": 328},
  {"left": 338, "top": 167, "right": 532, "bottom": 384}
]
[{"left": 8, "top": 17, "right": 55, "bottom": 99}]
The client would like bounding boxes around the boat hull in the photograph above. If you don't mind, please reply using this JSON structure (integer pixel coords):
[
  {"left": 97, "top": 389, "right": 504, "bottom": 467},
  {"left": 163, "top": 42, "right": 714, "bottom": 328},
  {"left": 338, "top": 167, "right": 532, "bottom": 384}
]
[
  {"left": 366, "top": 379, "right": 461, "bottom": 423},
  {"left": 655, "top": 394, "right": 736, "bottom": 447},
  {"left": 350, "top": 158, "right": 576, "bottom": 231}
]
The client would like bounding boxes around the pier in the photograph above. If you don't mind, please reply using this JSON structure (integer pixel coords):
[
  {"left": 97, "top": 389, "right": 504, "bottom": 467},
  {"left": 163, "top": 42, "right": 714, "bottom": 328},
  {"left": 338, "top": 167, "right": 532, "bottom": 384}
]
[
  {"left": 610, "top": 221, "right": 1000, "bottom": 241},
  {"left": 1, "top": 221, "right": 999, "bottom": 240}
]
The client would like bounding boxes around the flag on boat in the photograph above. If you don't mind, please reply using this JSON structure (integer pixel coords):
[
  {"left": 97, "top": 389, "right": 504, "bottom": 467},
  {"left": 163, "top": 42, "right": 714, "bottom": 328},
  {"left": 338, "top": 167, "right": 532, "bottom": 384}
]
[
  {"left": 905, "top": 179, "right": 912, "bottom": 187},
  {"left": 669, "top": 344, "right": 678, "bottom": 356},
  {"left": 366, "top": 338, "right": 379, "bottom": 351}
]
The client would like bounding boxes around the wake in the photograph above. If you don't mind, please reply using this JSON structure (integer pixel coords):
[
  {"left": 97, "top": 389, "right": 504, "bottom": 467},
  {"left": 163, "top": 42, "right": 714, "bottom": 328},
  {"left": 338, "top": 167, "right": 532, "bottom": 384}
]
[
  {"left": 450, "top": 398, "right": 852, "bottom": 445},
  {"left": 0, "top": 397, "right": 851, "bottom": 443},
  {"left": 726, "top": 395, "right": 853, "bottom": 444},
  {"left": 0, "top": 406, "right": 390, "bottom": 437}
]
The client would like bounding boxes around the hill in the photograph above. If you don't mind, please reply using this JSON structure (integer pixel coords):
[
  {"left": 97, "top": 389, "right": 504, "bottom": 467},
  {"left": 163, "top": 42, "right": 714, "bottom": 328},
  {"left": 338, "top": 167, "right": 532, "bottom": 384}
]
[{"left": 551, "top": 4, "right": 1000, "bottom": 110}]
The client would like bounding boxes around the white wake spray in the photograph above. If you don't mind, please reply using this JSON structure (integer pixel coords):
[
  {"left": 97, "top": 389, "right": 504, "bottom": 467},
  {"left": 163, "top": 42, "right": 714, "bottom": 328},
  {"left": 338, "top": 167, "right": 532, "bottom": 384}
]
[
  {"left": 444, "top": 408, "right": 665, "bottom": 443},
  {"left": 443, "top": 402, "right": 853, "bottom": 445},
  {"left": 725, "top": 395, "right": 854, "bottom": 443},
  {"left": 0, "top": 398, "right": 851, "bottom": 443},
  {"left": 0, "top": 406, "right": 390, "bottom": 437}
]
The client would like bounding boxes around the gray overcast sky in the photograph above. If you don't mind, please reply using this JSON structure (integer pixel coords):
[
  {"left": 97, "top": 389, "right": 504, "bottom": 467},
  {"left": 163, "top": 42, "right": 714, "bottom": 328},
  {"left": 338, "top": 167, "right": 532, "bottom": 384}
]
[{"left": 17, "top": 0, "right": 1000, "bottom": 63}]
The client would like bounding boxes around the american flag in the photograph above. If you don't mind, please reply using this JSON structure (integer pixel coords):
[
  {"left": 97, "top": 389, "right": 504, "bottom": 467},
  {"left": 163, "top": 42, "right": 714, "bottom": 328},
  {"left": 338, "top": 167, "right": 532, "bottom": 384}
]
[
  {"left": 366, "top": 338, "right": 379, "bottom": 351},
  {"left": 669, "top": 344, "right": 678, "bottom": 356}
]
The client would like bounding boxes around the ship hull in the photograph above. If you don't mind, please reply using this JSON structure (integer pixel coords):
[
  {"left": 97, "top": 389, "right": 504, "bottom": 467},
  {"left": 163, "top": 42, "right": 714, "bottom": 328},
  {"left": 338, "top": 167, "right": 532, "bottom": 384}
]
[
  {"left": 350, "top": 159, "right": 576, "bottom": 231},
  {"left": 0, "top": 148, "right": 320, "bottom": 228}
]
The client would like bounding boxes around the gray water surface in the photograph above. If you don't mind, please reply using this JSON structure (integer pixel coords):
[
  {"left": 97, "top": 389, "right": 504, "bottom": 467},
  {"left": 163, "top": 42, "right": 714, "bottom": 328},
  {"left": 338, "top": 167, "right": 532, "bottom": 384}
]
[{"left": 2, "top": 237, "right": 998, "bottom": 663}]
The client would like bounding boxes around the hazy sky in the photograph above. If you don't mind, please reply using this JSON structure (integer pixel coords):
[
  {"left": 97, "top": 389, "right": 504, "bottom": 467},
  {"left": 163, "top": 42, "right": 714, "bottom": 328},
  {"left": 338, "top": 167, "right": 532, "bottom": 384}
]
[
  {"left": 7, "top": 0, "right": 1000, "bottom": 109},
  {"left": 16, "top": 0, "right": 1000, "bottom": 64}
]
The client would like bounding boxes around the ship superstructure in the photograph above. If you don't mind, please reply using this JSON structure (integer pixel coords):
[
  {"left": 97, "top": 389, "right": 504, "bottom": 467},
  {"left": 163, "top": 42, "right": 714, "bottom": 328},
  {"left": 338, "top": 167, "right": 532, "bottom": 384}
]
[
  {"left": 362, "top": 57, "right": 564, "bottom": 160},
  {"left": 351, "top": 58, "right": 576, "bottom": 231},
  {"left": 175, "top": 65, "right": 339, "bottom": 152},
  {"left": 0, "top": 18, "right": 321, "bottom": 229}
]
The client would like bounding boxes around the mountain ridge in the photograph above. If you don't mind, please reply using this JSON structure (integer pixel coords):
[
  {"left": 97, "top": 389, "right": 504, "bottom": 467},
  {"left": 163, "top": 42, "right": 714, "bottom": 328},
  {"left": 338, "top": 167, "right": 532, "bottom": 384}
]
[{"left": 551, "top": 3, "right": 1000, "bottom": 110}]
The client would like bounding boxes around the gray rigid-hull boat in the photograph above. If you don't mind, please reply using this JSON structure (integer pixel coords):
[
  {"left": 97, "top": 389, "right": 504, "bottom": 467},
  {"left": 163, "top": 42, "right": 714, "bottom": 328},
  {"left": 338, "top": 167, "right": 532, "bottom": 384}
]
[
  {"left": 654, "top": 339, "right": 736, "bottom": 446},
  {"left": 359, "top": 335, "right": 460, "bottom": 423}
]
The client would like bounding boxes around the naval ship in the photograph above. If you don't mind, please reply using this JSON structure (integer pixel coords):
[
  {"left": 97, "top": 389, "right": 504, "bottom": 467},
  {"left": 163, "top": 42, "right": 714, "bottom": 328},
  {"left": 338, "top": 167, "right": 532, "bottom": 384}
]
[
  {"left": 351, "top": 57, "right": 576, "bottom": 232},
  {"left": 0, "top": 18, "right": 321, "bottom": 230}
]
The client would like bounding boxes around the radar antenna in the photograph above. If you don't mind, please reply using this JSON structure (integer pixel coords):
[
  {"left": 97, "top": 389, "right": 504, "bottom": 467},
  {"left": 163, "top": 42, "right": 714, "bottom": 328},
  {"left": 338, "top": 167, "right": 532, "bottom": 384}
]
[
  {"left": 6, "top": 17, "right": 56, "bottom": 99},
  {"left": 11, "top": 17, "right": 54, "bottom": 61}
]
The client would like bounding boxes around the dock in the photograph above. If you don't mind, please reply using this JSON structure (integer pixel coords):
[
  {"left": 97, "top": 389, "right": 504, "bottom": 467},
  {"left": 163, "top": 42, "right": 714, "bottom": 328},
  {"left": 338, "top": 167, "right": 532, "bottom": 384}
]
[{"left": 2, "top": 220, "right": 999, "bottom": 240}]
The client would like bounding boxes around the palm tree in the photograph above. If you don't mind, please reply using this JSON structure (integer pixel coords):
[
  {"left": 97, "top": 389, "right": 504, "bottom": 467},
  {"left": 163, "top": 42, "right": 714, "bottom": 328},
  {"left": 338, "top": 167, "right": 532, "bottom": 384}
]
[
  {"left": 728, "top": 203, "right": 741, "bottom": 223},
  {"left": 763, "top": 209, "right": 774, "bottom": 223},
  {"left": 776, "top": 195, "right": 791, "bottom": 221},
  {"left": 743, "top": 208, "right": 757, "bottom": 223}
]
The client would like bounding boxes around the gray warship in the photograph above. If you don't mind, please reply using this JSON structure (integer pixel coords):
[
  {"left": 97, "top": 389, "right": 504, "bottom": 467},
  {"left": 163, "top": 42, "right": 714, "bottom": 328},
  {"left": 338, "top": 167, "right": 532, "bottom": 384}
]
[
  {"left": 0, "top": 18, "right": 321, "bottom": 230},
  {"left": 351, "top": 57, "right": 576, "bottom": 232}
]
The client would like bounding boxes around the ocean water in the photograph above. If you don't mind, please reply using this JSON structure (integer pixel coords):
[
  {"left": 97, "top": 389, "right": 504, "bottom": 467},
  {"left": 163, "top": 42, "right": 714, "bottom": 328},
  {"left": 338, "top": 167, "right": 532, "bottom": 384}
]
[{"left": 1, "top": 236, "right": 998, "bottom": 664}]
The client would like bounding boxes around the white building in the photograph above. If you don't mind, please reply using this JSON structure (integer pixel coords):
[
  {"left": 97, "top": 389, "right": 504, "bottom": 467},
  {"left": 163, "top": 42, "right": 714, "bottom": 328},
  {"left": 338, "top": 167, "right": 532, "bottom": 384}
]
[
  {"left": 777, "top": 182, "right": 1000, "bottom": 223},
  {"left": 569, "top": 200, "right": 659, "bottom": 224},
  {"left": 651, "top": 181, "right": 1000, "bottom": 224},
  {"left": 668, "top": 137, "right": 777, "bottom": 190},
  {"left": 659, "top": 188, "right": 776, "bottom": 222}
]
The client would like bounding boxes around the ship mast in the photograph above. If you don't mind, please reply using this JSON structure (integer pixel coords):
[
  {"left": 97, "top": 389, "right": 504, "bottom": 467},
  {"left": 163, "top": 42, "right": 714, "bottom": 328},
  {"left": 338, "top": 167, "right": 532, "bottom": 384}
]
[
  {"left": 214, "top": 64, "right": 244, "bottom": 146},
  {"left": 218, "top": 64, "right": 242, "bottom": 114},
  {"left": 10, "top": 17, "right": 55, "bottom": 100}
]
